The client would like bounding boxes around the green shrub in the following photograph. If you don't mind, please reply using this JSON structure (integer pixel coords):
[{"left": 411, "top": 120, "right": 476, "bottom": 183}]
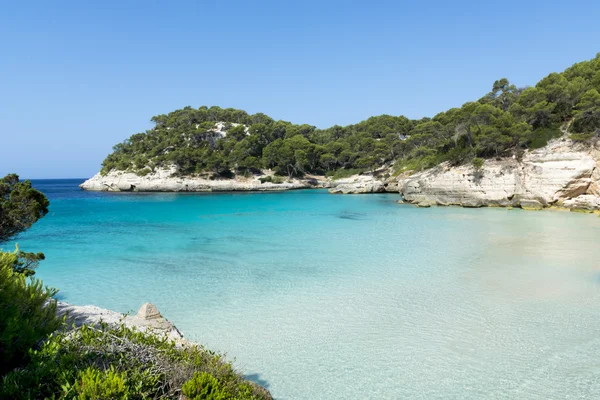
[
  {"left": 182, "top": 372, "right": 229, "bottom": 400},
  {"left": 570, "top": 132, "right": 595, "bottom": 142},
  {"left": 136, "top": 167, "right": 152, "bottom": 176},
  {"left": 472, "top": 157, "right": 484, "bottom": 170},
  {"left": 1, "top": 323, "right": 271, "bottom": 400},
  {"left": 260, "top": 175, "right": 286, "bottom": 184},
  {"left": 0, "top": 173, "right": 49, "bottom": 243},
  {"left": 0, "top": 249, "right": 62, "bottom": 376},
  {"left": 326, "top": 168, "right": 364, "bottom": 180},
  {"left": 526, "top": 128, "right": 562, "bottom": 149},
  {"left": 76, "top": 367, "right": 128, "bottom": 400}
]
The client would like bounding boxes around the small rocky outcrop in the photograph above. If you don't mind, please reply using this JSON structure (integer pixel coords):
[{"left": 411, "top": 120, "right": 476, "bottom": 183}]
[
  {"left": 398, "top": 138, "right": 600, "bottom": 212},
  {"left": 57, "top": 301, "right": 184, "bottom": 343},
  {"left": 328, "top": 175, "right": 386, "bottom": 194}
]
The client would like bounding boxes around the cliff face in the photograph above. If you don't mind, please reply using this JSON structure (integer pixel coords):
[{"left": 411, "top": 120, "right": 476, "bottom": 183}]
[
  {"left": 80, "top": 167, "right": 401, "bottom": 193},
  {"left": 399, "top": 138, "right": 600, "bottom": 211},
  {"left": 80, "top": 167, "right": 328, "bottom": 192}
]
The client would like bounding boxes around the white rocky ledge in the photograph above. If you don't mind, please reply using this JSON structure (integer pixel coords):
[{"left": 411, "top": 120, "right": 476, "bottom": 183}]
[{"left": 398, "top": 138, "right": 600, "bottom": 211}]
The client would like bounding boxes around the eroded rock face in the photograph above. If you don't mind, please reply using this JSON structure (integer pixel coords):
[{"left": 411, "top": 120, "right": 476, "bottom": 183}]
[
  {"left": 80, "top": 168, "right": 328, "bottom": 192},
  {"left": 328, "top": 175, "right": 386, "bottom": 194},
  {"left": 399, "top": 138, "right": 600, "bottom": 211}
]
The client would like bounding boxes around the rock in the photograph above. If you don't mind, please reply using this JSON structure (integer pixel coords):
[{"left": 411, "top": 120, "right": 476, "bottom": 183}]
[
  {"left": 416, "top": 201, "right": 433, "bottom": 208},
  {"left": 562, "top": 194, "right": 600, "bottom": 212},
  {"left": 136, "top": 302, "right": 176, "bottom": 330},
  {"left": 137, "top": 302, "right": 162, "bottom": 320},
  {"left": 520, "top": 199, "right": 543, "bottom": 210},
  {"left": 80, "top": 168, "right": 329, "bottom": 192},
  {"left": 328, "top": 175, "right": 387, "bottom": 194},
  {"left": 56, "top": 301, "right": 184, "bottom": 344},
  {"left": 399, "top": 138, "right": 600, "bottom": 211}
]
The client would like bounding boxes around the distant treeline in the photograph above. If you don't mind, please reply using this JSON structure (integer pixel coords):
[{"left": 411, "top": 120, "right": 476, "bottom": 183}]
[{"left": 102, "top": 54, "right": 600, "bottom": 178}]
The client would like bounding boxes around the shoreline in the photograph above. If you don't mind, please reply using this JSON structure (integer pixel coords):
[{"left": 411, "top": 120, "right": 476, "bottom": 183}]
[
  {"left": 79, "top": 137, "right": 600, "bottom": 213},
  {"left": 79, "top": 169, "right": 398, "bottom": 194}
]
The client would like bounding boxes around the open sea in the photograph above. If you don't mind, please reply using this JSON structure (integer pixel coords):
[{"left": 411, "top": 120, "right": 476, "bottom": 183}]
[{"left": 7, "top": 179, "right": 600, "bottom": 399}]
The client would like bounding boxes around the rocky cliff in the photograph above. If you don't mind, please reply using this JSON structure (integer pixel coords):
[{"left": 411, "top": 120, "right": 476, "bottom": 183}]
[
  {"left": 80, "top": 167, "right": 328, "bottom": 192},
  {"left": 80, "top": 167, "right": 401, "bottom": 194},
  {"left": 398, "top": 138, "right": 600, "bottom": 211}
]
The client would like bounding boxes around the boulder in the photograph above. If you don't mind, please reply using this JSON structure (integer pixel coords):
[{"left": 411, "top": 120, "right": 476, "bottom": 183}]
[
  {"left": 137, "top": 302, "right": 162, "bottom": 320},
  {"left": 520, "top": 199, "right": 544, "bottom": 210},
  {"left": 328, "top": 175, "right": 387, "bottom": 194}
]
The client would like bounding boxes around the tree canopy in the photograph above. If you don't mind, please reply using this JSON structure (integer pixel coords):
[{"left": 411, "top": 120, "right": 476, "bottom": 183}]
[
  {"left": 100, "top": 54, "right": 600, "bottom": 177},
  {"left": 0, "top": 174, "right": 49, "bottom": 243}
]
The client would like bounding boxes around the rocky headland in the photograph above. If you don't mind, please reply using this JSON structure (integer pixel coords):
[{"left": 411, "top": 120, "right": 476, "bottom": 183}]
[
  {"left": 80, "top": 168, "right": 330, "bottom": 192},
  {"left": 397, "top": 138, "right": 600, "bottom": 212},
  {"left": 79, "top": 167, "right": 399, "bottom": 194},
  {"left": 80, "top": 138, "right": 600, "bottom": 212}
]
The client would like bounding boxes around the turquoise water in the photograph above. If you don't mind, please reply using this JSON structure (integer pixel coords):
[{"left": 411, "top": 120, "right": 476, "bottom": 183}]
[{"left": 8, "top": 180, "right": 600, "bottom": 399}]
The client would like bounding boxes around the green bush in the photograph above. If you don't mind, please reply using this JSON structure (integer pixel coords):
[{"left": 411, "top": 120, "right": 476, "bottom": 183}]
[
  {"left": 0, "top": 249, "right": 62, "bottom": 376},
  {"left": 326, "top": 168, "right": 364, "bottom": 180},
  {"left": 472, "top": 157, "right": 485, "bottom": 170},
  {"left": 260, "top": 175, "right": 286, "bottom": 184},
  {"left": 1, "top": 323, "right": 271, "bottom": 400},
  {"left": 526, "top": 128, "right": 562, "bottom": 149},
  {"left": 182, "top": 372, "right": 229, "bottom": 400},
  {"left": 76, "top": 367, "right": 128, "bottom": 400}
]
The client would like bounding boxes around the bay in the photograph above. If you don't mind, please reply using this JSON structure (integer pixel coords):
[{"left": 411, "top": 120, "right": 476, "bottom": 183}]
[{"left": 7, "top": 179, "right": 600, "bottom": 399}]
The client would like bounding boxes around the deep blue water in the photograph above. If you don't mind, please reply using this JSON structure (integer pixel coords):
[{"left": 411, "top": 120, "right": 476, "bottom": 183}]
[{"left": 7, "top": 179, "right": 600, "bottom": 399}]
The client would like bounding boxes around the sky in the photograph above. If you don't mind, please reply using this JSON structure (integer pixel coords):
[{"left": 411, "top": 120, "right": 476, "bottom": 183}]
[{"left": 1, "top": 1, "right": 600, "bottom": 178}]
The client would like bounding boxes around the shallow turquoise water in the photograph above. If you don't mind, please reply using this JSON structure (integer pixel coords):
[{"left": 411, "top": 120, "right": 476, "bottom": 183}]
[{"left": 8, "top": 180, "right": 600, "bottom": 399}]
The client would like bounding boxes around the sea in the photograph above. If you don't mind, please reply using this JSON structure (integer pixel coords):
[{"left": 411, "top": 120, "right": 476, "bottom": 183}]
[{"left": 6, "top": 179, "right": 600, "bottom": 399}]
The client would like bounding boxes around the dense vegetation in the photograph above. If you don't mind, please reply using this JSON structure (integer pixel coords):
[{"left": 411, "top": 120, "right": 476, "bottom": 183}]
[
  {"left": 0, "top": 175, "right": 270, "bottom": 399},
  {"left": 101, "top": 54, "right": 600, "bottom": 178},
  {"left": 0, "top": 249, "right": 61, "bottom": 376},
  {"left": 1, "top": 323, "right": 270, "bottom": 399},
  {"left": 0, "top": 174, "right": 49, "bottom": 243},
  {"left": 0, "top": 174, "right": 49, "bottom": 276}
]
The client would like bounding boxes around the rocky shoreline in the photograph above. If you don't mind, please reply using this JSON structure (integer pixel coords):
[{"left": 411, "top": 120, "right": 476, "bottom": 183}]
[
  {"left": 79, "top": 168, "right": 398, "bottom": 194},
  {"left": 398, "top": 138, "right": 600, "bottom": 212},
  {"left": 80, "top": 138, "right": 600, "bottom": 212},
  {"left": 56, "top": 301, "right": 186, "bottom": 344},
  {"left": 55, "top": 302, "right": 272, "bottom": 398}
]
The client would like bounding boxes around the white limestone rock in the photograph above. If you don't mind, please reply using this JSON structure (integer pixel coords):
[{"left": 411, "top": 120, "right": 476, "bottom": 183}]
[
  {"left": 80, "top": 168, "right": 328, "bottom": 192},
  {"left": 328, "top": 175, "right": 386, "bottom": 194},
  {"left": 56, "top": 301, "right": 184, "bottom": 343},
  {"left": 398, "top": 138, "right": 600, "bottom": 211}
]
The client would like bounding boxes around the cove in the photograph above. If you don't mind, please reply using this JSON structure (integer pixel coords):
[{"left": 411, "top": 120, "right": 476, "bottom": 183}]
[{"left": 8, "top": 179, "right": 600, "bottom": 399}]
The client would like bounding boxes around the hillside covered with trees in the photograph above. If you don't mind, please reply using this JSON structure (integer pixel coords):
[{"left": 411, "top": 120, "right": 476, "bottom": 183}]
[{"left": 101, "top": 54, "right": 600, "bottom": 179}]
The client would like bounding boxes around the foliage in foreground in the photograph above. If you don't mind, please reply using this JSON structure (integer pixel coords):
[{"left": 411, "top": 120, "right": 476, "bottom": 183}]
[
  {"left": 101, "top": 54, "right": 600, "bottom": 178},
  {"left": 0, "top": 174, "right": 49, "bottom": 244},
  {"left": 0, "top": 250, "right": 61, "bottom": 376},
  {"left": 1, "top": 322, "right": 271, "bottom": 400}
]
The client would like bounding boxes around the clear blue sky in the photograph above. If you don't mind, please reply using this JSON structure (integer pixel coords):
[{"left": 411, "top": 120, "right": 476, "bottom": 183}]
[{"left": 1, "top": 0, "right": 599, "bottom": 178}]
